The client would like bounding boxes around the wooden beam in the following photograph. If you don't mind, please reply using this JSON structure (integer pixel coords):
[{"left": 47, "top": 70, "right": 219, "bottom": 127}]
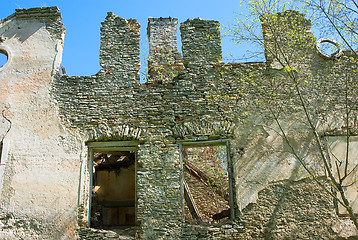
[
  {"left": 184, "top": 161, "right": 230, "bottom": 202},
  {"left": 98, "top": 200, "right": 135, "bottom": 208},
  {"left": 91, "top": 147, "right": 137, "bottom": 152},
  {"left": 86, "top": 141, "right": 142, "bottom": 148},
  {"left": 212, "top": 209, "right": 230, "bottom": 220},
  {"left": 226, "top": 140, "right": 235, "bottom": 220},
  {"left": 183, "top": 180, "right": 203, "bottom": 224},
  {"left": 178, "top": 139, "right": 229, "bottom": 147}
]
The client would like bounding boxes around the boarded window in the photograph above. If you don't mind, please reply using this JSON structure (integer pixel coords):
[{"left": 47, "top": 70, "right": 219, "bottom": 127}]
[
  {"left": 326, "top": 136, "right": 358, "bottom": 215},
  {"left": 180, "top": 141, "right": 233, "bottom": 225}
]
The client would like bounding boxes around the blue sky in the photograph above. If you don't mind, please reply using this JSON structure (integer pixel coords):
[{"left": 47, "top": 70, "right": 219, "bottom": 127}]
[{"left": 1, "top": 0, "right": 254, "bottom": 78}]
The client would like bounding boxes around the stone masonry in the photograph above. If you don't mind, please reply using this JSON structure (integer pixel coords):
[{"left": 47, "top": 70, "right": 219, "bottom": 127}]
[{"left": 0, "top": 6, "right": 357, "bottom": 240}]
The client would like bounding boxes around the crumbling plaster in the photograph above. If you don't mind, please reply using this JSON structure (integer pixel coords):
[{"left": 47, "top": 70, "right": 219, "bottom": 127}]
[{"left": 0, "top": 7, "right": 84, "bottom": 239}]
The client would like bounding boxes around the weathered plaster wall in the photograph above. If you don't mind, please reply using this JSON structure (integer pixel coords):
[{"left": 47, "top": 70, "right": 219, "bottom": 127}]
[
  {"left": 0, "top": 7, "right": 357, "bottom": 240},
  {"left": 0, "top": 7, "right": 84, "bottom": 239}
]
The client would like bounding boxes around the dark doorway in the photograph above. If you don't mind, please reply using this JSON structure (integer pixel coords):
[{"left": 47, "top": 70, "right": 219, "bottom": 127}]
[{"left": 90, "top": 151, "right": 136, "bottom": 228}]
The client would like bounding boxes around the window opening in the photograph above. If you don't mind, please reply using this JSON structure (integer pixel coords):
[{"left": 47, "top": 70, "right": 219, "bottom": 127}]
[
  {"left": 90, "top": 150, "right": 136, "bottom": 228},
  {"left": 180, "top": 141, "right": 233, "bottom": 225},
  {"left": 0, "top": 50, "right": 8, "bottom": 68},
  {"left": 325, "top": 136, "right": 358, "bottom": 215},
  {"left": 316, "top": 38, "right": 342, "bottom": 59}
]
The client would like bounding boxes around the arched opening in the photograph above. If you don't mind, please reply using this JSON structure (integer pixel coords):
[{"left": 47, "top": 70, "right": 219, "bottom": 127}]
[
  {"left": 0, "top": 49, "right": 8, "bottom": 68},
  {"left": 316, "top": 38, "right": 342, "bottom": 59}
]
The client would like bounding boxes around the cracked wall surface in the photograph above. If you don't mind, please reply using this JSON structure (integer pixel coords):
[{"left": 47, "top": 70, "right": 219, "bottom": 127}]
[{"left": 0, "top": 7, "right": 357, "bottom": 239}]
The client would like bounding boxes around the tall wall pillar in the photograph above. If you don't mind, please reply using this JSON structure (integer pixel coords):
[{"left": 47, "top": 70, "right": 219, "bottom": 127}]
[
  {"left": 100, "top": 12, "right": 141, "bottom": 80},
  {"left": 180, "top": 18, "right": 222, "bottom": 67},
  {"left": 147, "top": 17, "right": 183, "bottom": 84}
]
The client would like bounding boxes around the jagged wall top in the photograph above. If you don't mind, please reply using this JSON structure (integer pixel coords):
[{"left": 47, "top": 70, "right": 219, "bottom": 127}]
[
  {"left": 100, "top": 12, "right": 141, "bottom": 80},
  {"left": 180, "top": 18, "right": 222, "bottom": 66},
  {"left": 0, "top": 6, "right": 61, "bottom": 24},
  {"left": 0, "top": 7, "right": 64, "bottom": 41},
  {"left": 0, "top": 7, "right": 317, "bottom": 83},
  {"left": 260, "top": 10, "right": 315, "bottom": 68},
  {"left": 98, "top": 13, "right": 224, "bottom": 83}
]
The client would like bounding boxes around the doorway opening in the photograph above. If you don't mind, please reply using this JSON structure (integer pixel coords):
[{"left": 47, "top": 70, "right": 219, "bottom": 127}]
[{"left": 89, "top": 148, "right": 136, "bottom": 228}]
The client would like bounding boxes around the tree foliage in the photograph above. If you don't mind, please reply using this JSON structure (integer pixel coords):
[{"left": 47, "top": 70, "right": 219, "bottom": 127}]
[{"left": 229, "top": 0, "right": 358, "bottom": 230}]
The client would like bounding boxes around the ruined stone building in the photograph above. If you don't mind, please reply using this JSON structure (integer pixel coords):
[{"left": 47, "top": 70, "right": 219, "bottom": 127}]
[{"left": 0, "top": 6, "right": 358, "bottom": 239}]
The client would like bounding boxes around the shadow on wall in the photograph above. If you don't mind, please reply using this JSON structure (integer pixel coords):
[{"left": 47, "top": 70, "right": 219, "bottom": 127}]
[
  {"left": 241, "top": 177, "right": 339, "bottom": 239},
  {"left": 1, "top": 21, "right": 43, "bottom": 43}
]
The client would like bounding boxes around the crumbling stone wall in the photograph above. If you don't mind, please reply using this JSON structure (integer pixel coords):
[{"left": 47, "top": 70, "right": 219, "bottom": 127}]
[
  {"left": 238, "top": 178, "right": 352, "bottom": 240},
  {"left": 100, "top": 13, "right": 140, "bottom": 80},
  {"left": 0, "top": 7, "right": 357, "bottom": 240}
]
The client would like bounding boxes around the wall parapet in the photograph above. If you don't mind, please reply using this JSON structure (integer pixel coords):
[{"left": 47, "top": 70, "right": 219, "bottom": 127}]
[
  {"left": 0, "top": 7, "right": 61, "bottom": 24},
  {"left": 180, "top": 18, "right": 222, "bottom": 66},
  {"left": 14, "top": 7, "right": 61, "bottom": 20},
  {"left": 100, "top": 12, "right": 140, "bottom": 80}
]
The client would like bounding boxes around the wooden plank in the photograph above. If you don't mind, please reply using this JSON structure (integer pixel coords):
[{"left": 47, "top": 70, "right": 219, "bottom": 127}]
[
  {"left": 179, "top": 144, "right": 185, "bottom": 223},
  {"left": 183, "top": 180, "right": 203, "bottom": 223},
  {"left": 99, "top": 200, "right": 135, "bottom": 208},
  {"left": 178, "top": 139, "right": 229, "bottom": 147},
  {"left": 212, "top": 209, "right": 230, "bottom": 220},
  {"left": 91, "top": 147, "right": 137, "bottom": 152},
  {"left": 88, "top": 148, "right": 94, "bottom": 228},
  {"left": 184, "top": 161, "right": 230, "bottom": 202},
  {"left": 86, "top": 141, "right": 142, "bottom": 148},
  {"left": 226, "top": 140, "right": 235, "bottom": 220}
]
